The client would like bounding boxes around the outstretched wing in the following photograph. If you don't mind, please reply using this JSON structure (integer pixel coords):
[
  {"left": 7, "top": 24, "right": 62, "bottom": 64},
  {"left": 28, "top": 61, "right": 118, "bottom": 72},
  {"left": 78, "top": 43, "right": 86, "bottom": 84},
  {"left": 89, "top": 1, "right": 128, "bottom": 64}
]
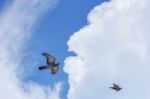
[
  {"left": 38, "top": 65, "right": 50, "bottom": 70},
  {"left": 113, "top": 83, "right": 120, "bottom": 88},
  {"left": 50, "top": 66, "right": 59, "bottom": 74},
  {"left": 42, "top": 52, "right": 56, "bottom": 64}
]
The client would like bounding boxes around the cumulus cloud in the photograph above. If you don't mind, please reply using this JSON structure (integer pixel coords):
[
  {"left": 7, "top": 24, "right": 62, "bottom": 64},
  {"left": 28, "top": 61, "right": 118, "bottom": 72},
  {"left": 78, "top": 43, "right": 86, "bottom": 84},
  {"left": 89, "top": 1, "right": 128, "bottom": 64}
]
[
  {"left": 64, "top": 0, "right": 150, "bottom": 99},
  {"left": 0, "top": 0, "right": 61, "bottom": 99}
]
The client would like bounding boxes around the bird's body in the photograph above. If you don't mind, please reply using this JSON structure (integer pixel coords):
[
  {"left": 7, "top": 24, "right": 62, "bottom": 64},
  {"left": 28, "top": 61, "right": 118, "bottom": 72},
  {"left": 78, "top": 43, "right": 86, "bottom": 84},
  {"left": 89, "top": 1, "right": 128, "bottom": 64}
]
[
  {"left": 109, "top": 83, "right": 122, "bottom": 91},
  {"left": 38, "top": 52, "right": 60, "bottom": 74}
]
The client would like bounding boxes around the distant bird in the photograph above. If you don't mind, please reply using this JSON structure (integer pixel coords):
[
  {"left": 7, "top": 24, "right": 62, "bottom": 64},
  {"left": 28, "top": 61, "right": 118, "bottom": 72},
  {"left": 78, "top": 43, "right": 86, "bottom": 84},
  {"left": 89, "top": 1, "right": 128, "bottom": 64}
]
[
  {"left": 109, "top": 83, "right": 122, "bottom": 91},
  {"left": 38, "top": 52, "right": 60, "bottom": 74}
]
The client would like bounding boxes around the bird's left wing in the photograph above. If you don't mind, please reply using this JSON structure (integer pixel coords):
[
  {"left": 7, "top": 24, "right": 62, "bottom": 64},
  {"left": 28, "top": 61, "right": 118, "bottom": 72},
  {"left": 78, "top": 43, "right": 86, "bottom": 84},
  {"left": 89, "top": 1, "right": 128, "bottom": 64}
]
[{"left": 42, "top": 52, "right": 56, "bottom": 64}]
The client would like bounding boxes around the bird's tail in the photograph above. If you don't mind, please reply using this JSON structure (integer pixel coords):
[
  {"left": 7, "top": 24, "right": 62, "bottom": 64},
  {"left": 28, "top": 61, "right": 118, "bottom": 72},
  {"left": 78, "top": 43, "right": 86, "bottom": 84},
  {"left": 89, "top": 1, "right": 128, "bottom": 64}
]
[
  {"left": 39, "top": 67, "right": 45, "bottom": 70},
  {"left": 109, "top": 87, "right": 115, "bottom": 89},
  {"left": 38, "top": 65, "right": 50, "bottom": 70}
]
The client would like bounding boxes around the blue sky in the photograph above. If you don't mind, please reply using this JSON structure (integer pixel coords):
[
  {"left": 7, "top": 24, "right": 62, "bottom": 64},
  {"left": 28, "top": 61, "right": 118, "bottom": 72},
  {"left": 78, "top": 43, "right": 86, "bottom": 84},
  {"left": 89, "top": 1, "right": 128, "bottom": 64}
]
[
  {"left": 1, "top": 0, "right": 149, "bottom": 99},
  {"left": 19, "top": 0, "right": 106, "bottom": 99}
]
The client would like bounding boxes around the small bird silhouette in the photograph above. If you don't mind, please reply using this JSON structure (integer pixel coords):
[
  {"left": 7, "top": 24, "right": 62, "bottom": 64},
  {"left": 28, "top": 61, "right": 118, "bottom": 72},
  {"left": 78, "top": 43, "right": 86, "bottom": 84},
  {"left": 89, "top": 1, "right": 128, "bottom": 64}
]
[
  {"left": 38, "top": 52, "right": 60, "bottom": 74},
  {"left": 109, "top": 83, "right": 122, "bottom": 91}
]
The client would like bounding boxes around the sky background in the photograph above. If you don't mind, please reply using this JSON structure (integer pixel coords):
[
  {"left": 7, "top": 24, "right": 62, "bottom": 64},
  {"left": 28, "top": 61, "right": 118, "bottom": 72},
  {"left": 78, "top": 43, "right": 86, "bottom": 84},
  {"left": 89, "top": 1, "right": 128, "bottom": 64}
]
[
  {"left": 22, "top": 0, "right": 105, "bottom": 99},
  {"left": 0, "top": 0, "right": 150, "bottom": 99},
  {"left": 22, "top": 0, "right": 106, "bottom": 99},
  {"left": 0, "top": 0, "right": 106, "bottom": 99}
]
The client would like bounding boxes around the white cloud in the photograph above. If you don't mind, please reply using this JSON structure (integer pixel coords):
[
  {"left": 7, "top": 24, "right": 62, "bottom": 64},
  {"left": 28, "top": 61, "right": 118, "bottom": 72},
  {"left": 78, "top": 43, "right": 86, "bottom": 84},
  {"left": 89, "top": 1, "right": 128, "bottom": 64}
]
[
  {"left": 0, "top": 0, "right": 61, "bottom": 99},
  {"left": 64, "top": 0, "right": 150, "bottom": 99}
]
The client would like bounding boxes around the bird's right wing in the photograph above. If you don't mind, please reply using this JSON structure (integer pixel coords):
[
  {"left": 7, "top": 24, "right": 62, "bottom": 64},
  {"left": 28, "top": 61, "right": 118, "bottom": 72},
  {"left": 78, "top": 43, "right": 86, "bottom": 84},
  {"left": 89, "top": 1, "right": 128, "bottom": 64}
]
[
  {"left": 50, "top": 66, "right": 59, "bottom": 74},
  {"left": 38, "top": 65, "right": 50, "bottom": 70},
  {"left": 42, "top": 52, "right": 56, "bottom": 64},
  {"left": 113, "top": 83, "right": 120, "bottom": 88}
]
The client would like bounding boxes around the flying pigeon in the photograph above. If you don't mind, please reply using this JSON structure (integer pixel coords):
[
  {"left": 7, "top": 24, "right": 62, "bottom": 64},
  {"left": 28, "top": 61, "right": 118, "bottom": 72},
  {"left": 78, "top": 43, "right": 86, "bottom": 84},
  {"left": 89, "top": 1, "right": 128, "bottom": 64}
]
[
  {"left": 109, "top": 83, "right": 122, "bottom": 91},
  {"left": 38, "top": 52, "right": 60, "bottom": 74}
]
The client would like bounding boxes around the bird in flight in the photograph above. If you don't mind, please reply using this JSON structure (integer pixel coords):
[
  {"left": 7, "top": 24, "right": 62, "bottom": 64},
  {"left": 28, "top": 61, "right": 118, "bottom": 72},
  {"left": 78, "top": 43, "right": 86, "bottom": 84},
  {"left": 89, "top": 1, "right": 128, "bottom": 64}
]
[
  {"left": 38, "top": 52, "right": 60, "bottom": 74},
  {"left": 109, "top": 83, "right": 122, "bottom": 91}
]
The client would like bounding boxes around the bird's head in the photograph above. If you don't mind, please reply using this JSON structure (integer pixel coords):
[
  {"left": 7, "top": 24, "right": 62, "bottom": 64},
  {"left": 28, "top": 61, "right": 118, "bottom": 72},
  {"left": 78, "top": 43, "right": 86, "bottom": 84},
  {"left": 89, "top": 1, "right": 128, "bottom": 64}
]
[{"left": 54, "top": 61, "right": 60, "bottom": 66}]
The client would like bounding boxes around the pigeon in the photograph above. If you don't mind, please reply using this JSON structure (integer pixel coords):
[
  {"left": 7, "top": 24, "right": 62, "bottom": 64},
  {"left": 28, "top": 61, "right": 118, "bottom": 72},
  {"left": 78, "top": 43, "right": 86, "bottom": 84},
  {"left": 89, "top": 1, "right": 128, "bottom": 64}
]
[
  {"left": 109, "top": 83, "right": 122, "bottom": 91},
  {"left": 38, "top": 52, "right": 60, "bottom": 74}
]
